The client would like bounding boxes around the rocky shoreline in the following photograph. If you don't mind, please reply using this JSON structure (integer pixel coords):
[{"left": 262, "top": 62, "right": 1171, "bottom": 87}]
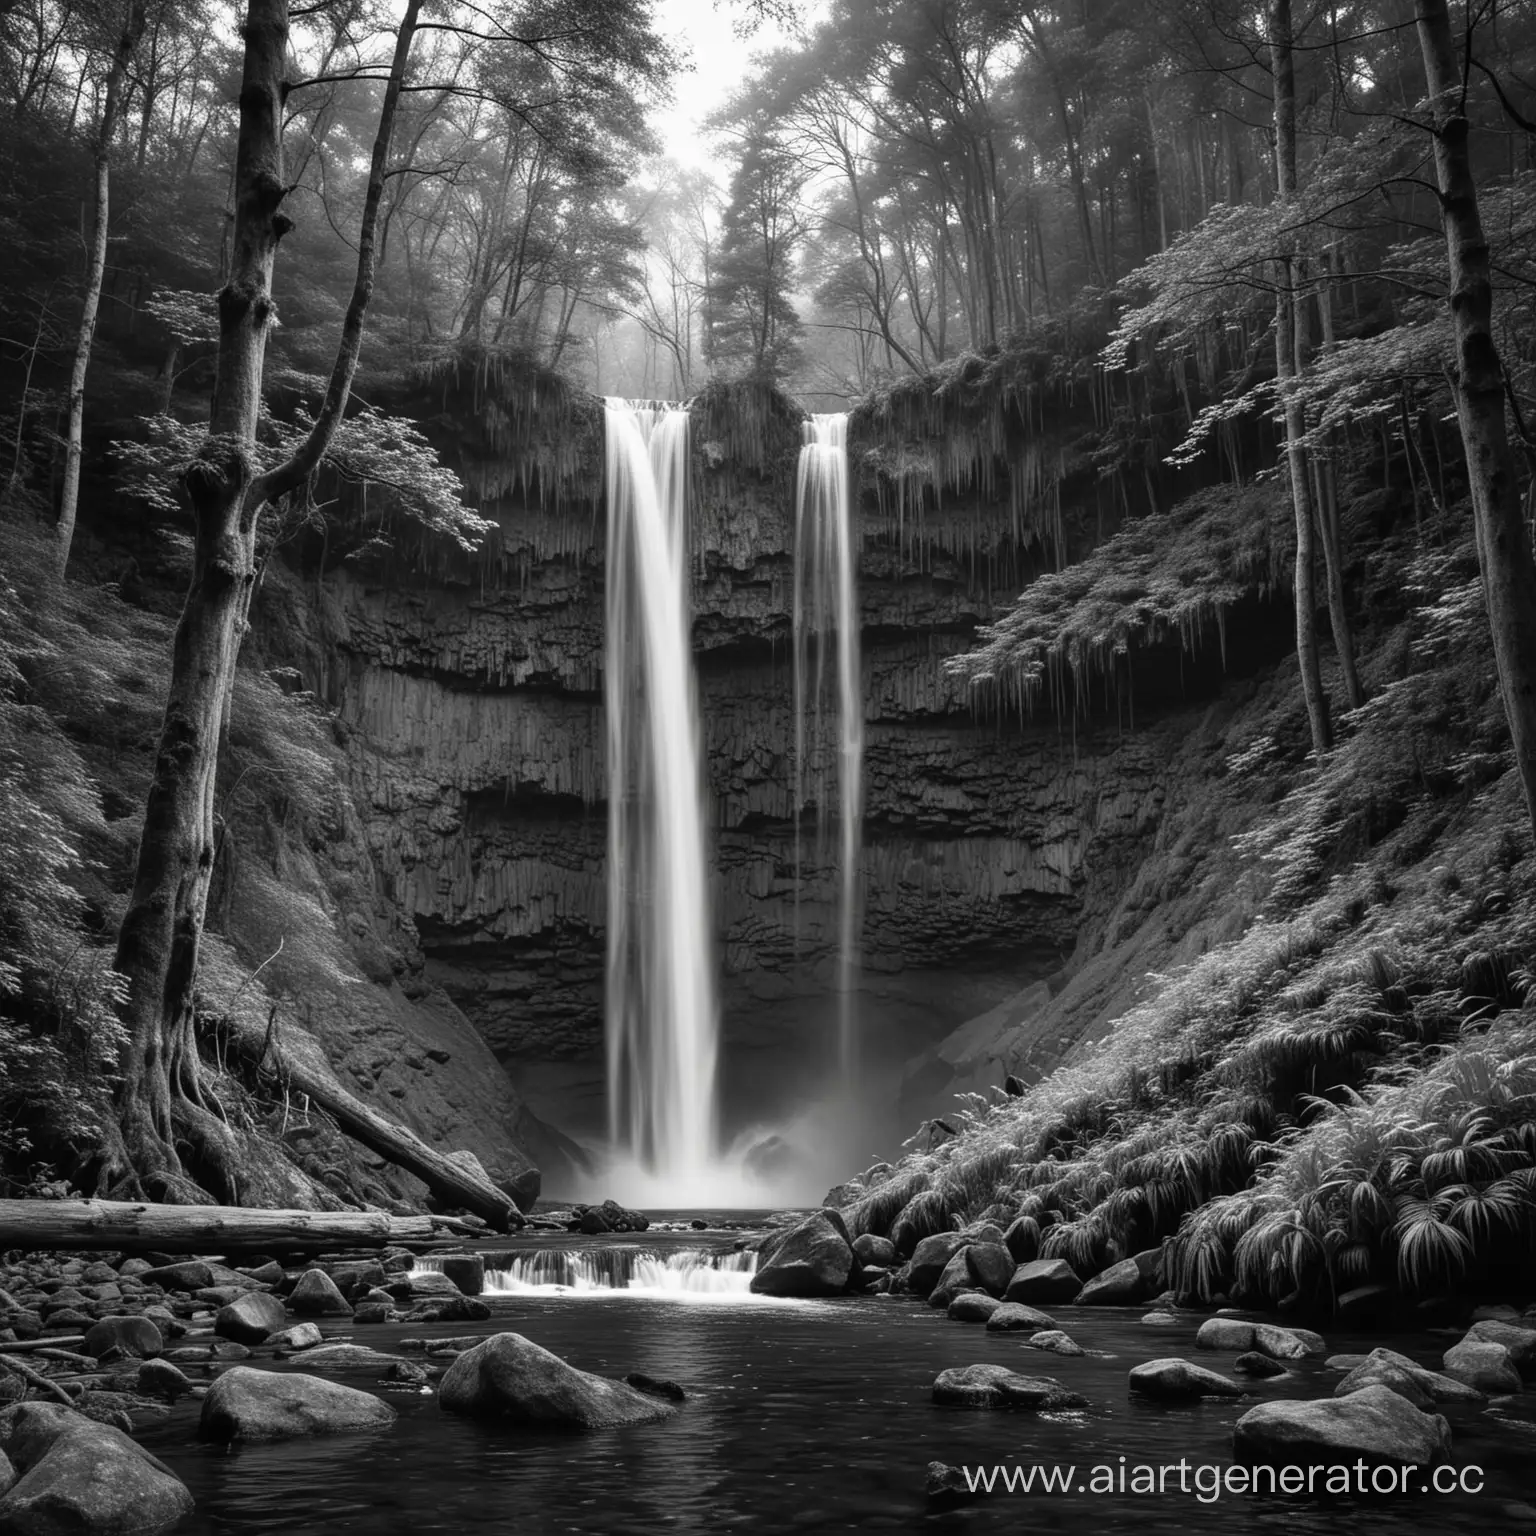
[{"left": 2, "top": 1204, "right": 1533, "bottom": 1530}]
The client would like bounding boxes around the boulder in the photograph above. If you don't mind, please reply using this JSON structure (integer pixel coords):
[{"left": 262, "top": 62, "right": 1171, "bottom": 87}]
[
  {"left": 288, "top": 1270, "right": 353, "bottom": 1317},
  {"left": 1074, "top": 1257, "right": 1147, "bottom": 1306},
  {"left": 931, "top": 1365, "right": 1090, "bottom": 1410},
  {"left": 1232, "top": 1383, "right": 1452, "bottom": 1469},
  {"left": 1026, "top": 1330, "right": 1086, "bottom": 1357},
  {"left": 907, "top": 1234, "right": 969, "bottom": 1298},
  {"left": 928, "top": 1251, "right": 980, "bottom": 1310},
  {"left": 1195, "top": 1317, "right": 1256, "bottom": 1352},
  {"left": 354, "top": 1304, "right": 390, "bottom": 1326},
  {"left": 964, "top": 1243, "right": 1015, "bottom": 1298},
  {"left": 0, "top": 1447, "right": 12, "bottom": 1497},
  {"left": 1332, "top": 1348, "right": 1483, "bottom": 1405},
  {"left": 293, "top": 1344, "right": 413, "bottom": 1374},
  {"left": 137, "top": 1262, "right": 214, "bottom": 1293},
  {"left": 81, "top": 1315, "right": 163, "bottom": 1361},
  {"left": 985, "top": 1303, "right": 1057, "bottom": 1333},
  {"left": 1003, "top": 1217, "right": 1038, "bottom": 1264},
  {"left": 1252, "top": 1323, "right": 1327, "bottom": 1360},
  {"left": 1129, "top": 1358, "right": 1246, "bottom": 1400},
  {"left": 1235, "top": 1352, "right": 1288, "bottom": 1378},
  {"left": 438, "top": 1332, "right": 676, "bottom": 1428},
  {"left": 947, "top": 1293, "right": 1002, "bottom": 1323},
  {"left": 1467, "top": 1320, "right": 1536, "bottom": 1377},
  {"left": 1443, "top": 1339, "right": 1522, "bottom": 1395},
  {"left": 749, "top": 1211, "right": 853, "bottom": 1298},
  {"left": 853, "top": 1235, "right": 897, "bottom": 1269},
  {"left": 215, "top": 1291, "right": 287, "bottom": 1345},
  {"left": 137, "top": 1359, "right": 193, "bottom": 1403},
  {"left": 0, "top": 1403, "right": 192, "bottom": 1534},
  {"left": 386, "top": 1271, "right": 462, "bottom": 1303},
  {"left": 268, "top": 1323, "right": 324, "bottom": 1351},
  {"left": 1333, "top": 1359, "right": 1433, "bottom": 1410},
  {"left": 401, "top": 1296, "right": 491, "bottom": 1324},
  {"left": 200, "top": 1367, "right": 396, "bottom": 1441},
  {"left": 1005, "top": 1259, "right": 1081, "bottom": 1306},
  {"left": 436, "top": 1256, "right": 485, "bottom": 1298}
]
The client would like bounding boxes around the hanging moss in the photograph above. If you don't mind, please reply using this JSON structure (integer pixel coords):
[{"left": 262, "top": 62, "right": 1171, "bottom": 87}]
[{"left": 689, "top": 377, "right": 804, "bottom": 484}]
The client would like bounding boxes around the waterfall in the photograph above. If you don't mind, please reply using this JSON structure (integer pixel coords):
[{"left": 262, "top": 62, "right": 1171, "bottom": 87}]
[
  {"left": 603, "top": 400, "right": 719, "bottom": 1192},
  {"left": 477, "top": 1247, "right": 758, "bottom": 1296},
  {"left": 793, "top": 412, "right": 863, "bottom": 1078}
]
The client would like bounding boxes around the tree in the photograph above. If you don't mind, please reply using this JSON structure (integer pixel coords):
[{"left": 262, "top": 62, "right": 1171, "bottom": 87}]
[
  {"left": 1270, "top": 0, "right": 1332, "bottom": 757},
  {"left": 53, "top": 0, "right": 149, "bottom": 580},
  {"left": 1414, "top": 0, "right": 1536, "bottom": 838},
  {"left": 706, "top": 121, "right": 806, "bottom": 379}
]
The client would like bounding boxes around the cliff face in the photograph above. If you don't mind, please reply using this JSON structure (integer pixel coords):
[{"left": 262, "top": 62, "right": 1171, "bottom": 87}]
[{"left": 259, "top": 376, "right": 1290, "bottom": 1159}]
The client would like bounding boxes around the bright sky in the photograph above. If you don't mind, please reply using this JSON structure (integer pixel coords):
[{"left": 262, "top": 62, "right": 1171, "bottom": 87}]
[{"left": 651, "top": 0, "right": 799, "bottom": 169}]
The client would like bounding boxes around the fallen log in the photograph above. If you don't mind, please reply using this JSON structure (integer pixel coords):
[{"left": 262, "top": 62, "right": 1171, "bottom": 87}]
[
  {"left": 0, "top": 1199, "right": 400, "bottom": 1254},
  {"left": 235, "top": 1031, "right": 527, "bottom": 1233}
]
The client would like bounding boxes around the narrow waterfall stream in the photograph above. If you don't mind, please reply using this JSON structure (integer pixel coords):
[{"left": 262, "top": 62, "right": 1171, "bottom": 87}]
[
  {"left": 793, "top": 412, "right": 864, "bottom": 1078},
  {"left": 603, "top": 400, "right": 719, "bottom": 1197}
]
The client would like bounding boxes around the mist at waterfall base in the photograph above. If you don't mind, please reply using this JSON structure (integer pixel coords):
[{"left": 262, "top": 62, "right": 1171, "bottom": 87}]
[{"left": 587, "top": 401, "right": 870, "bottom": 1211}]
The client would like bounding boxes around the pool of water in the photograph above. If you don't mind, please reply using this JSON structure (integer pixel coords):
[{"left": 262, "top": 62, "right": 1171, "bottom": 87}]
[{"left": 139, "top": 1295, "right": 1535, "bottom": 1534}]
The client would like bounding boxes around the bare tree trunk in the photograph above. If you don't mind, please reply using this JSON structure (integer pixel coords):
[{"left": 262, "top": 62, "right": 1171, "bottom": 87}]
[
  {"left": 108, "top": 0, "right": 423, "bottom": 1201},
  {"left": 1271, "top": 0, "right": 1332, "bottom": 755},
  {"left": 1414, "top": 0, "right": 1536, "bottom": 836},
  {"left": 53, "top": 0, "right": 147, "bottom": 580}
]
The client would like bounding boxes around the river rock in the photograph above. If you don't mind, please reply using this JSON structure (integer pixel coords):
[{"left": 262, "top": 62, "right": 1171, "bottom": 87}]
[
  {"left": 931, "top": 1364, "right": 1090, "bottom": 1410},
  {"left": 1005, "top": 1259, "right": 1081, "bottom": 1305},
  {"left": 1232, "top": 1383, "right": 1452, "bottom": 1469},
  {"left": 1074, "top": 1257, "right": 1147, "bottom": 1306},
  {"left": 402, "top": 1296, "right": 491, "bottom": 1323},
  {"left": 926, "top": 1460, "right": 976, "bottom": 1504},
  {"left": 1443, "top": 1339, "right": 1522, "bottom": 1394},
  {"left": 1333, "top": 1359, "right": 1433, "bottom": 1409},
  {"left": 853, "top": 1234, "right": 897, "bottom": 1268},
  {"left": 354, "top": 1303, "right": 390, "bottom": 1325},
  {"left": 928, "top": 1251, "right": 981, "bottom": 1309},
  {"left": 0, "top": 1403, "right": 192, "bottom": 1534},
  {"left": 1026, "top": 1330, "right": 1086, "bottom": 1356},
  {"left": 626, "top": 1372, "right": 687, "bottom": 1402},
  {"left": 0, "top": 1447, "right": 12, "bottom": 1497},
  {"left": 82, "top": 1314, "right": 163, "bottom": 1361},
  {"left": 985, "top": 1303, "right": 1056, "bottom": 1333},
  {"left": 965, "top": 1243, "right": 1015, "bottom": 1298},
  {"left": 1195, "top": 1317, "right": 1255, "bottom": 1351},
  {"left": 1235, "top": 1352, "right": 1288, "bottom": 1377},
  {"left": 1129, "top": 1358, "right": 1246, "bottom": 1400},
  {"left": 386, "top": 1271, "right": 461, "bottom": 1302},
  {"left": 1333, "top": 1347, "right": 1483, "bottom": 1404},
  {"left": 288, "top": 1270, "right": 354, "bottom": 1317},
  {"left": 750, "top": 1210, "right": 853, "bottom": 1298},
  {"left": 434, "top": 1256, "right": 484, "bottom": 1297},
  {"left": 200, "top": 1367, "right": 397, "bottom": 1441},
  {"left": 137, "top": 1359, "right": 193, "bottom": 1403},
  {"left": 908, "top": 1234, "right": 969, "bottom": 1298},
  {"left": 1003, "top": 1217, "right": 1038, "bottom": 1263},
  {"left": 292, "top": 1344, "right": 412, "bottom": 1374},
  {"left": 1252, "top": 1323, "right": 1327, "bottom": 1360},
  {"left": 138, "top": 1262, "right": 215, "bottom": 1293},
  {"left": 215, "top": 1291, "right": 287, "bottom": 1345},
  {"left": 438, "top": 1332, "right": 676, "bottom": 1428},
  {"left": 268, "top": 1323, "right": 324, "bottom": 1351},
  {"left": 1467, "top": 1321, "right": 1536, "bottom": 1376},
  {"left": 947, "top": 1293, "right": 1002, "bottom": 1322}
]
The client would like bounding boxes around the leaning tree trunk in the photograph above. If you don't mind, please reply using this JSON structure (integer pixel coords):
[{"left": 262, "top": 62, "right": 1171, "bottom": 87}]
[
  {"left": 1415, "top": 0, "right": 1536, "bottom": 837},
  {"left": 109, "top": 0, "right": 421, "bottom": 1201},
  {"left": 1271, "top": 0, "right": 1332, "bottom": 756},
  {"left": 53, "top": 0, "right": 147, "bottom": 581}
]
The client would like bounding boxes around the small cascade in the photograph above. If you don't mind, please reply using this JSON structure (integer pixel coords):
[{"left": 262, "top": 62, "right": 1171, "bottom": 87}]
[
  {"left": 473, "top": 1247, "right": 758, "bottom": 1296},
  {"left": 603, "top": 400, "right": 720, "bottom": 1194},
  {"left": 793, "top": 412, "right": 864, "bottom": 1079}
]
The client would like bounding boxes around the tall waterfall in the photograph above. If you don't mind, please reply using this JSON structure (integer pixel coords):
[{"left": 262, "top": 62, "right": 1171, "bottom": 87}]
[
  {"left": 793, "top": 413, "right": 864, "bottom": 1078},
  {"left": 604, "top": 400, "right": 718, "bottom": 1191}
]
